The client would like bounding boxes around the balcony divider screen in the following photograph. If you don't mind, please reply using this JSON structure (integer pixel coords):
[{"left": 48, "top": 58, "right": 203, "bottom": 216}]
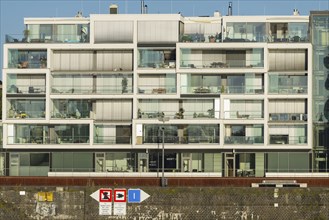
[{"left": 95, "top": 100, "right": 132, "bottom": 121}]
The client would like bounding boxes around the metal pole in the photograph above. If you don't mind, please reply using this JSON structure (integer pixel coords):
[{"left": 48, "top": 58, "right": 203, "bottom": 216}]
[{"left": 162, "top": 127, "right": 165, "bottom": 187}]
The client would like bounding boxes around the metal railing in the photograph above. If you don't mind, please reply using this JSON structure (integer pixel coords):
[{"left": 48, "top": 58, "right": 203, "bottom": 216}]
[
  {"left": 6, "top": 34, "right": 89, "bottom": 43},
  {"left": 51, "top": 85, "right": 133, "bottom": 94},
  {"left": 224, "top": 136, "right": 264, "bottom": 144},
  {"left": 138, "top": 110, "right": 219, "bottom": 119},
  {"left": 269, "top": 135, "right": 307, "bottom": 145},
  {"left": 138, "top": 85, "right": 176, "bottom": 94},
  {"left": 224, "top": 111, "right": 264, "bottom": 119},
  {"left": 143, "top": 135, "right": 219, "bottom": 144},
  {"left": 180, "top": 59, "right": 264, "bottom": 69}
]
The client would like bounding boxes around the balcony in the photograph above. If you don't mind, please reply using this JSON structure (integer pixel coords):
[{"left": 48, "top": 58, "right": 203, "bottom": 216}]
[
  {"left": 138, "top": 110, "right": 218, "bottom": 120},
  {"left": 224, "top": 111, "right": 263, "bottom": 119},
  {"left": 181, "top": 33, "right": 222, "bottom": 43},
  {"left": 142, "top": 124, "right": 219, "bottom": 144},
  {"left": 9, "top": 124, "right": 89, "bottom": 144},
  {"left": 94, "top": 136, "right": 132, "bottom": 144},
  {"left": 7, "top": 85, "right": 46, "bottom": 95},
  {"left": 51, "top": 85, "right": 133, "bottom": 95},
  {"left": 224, "top": 136, "right": 264, "bottom": 144},
  {"left": 6, "top": 33, "right": 89, "bottom": 44},
  {"left": 268, "top": 22, "right": 309, "bottom": 43},
  {"left": 269, "top": 135, "right": 307, "bottom": 145},
  {"left": 138, "top": 86, "right": 176, "bottom": 94},
  {"left": 223, "top": 86, "right": 264, "bottom": 94},
  {"left": 180, "top": 48, "right": 264, "bottom": 69},
  {"left": 269, "top": 113, "right": 307, "bottom": 122},
  {"left": 51, "top": 73, "right": 133, "bottom": 95},
  {"left": 138, "top": 49, "right": 176, "bottom": 69},
  {"left": 8, "top": 50, "right": 47, "bottom": 69},
  {"left": 269, "top": 86, "right": 307, "bottom": 94},
  {"left": 7, "top": 99, "right": 45, "bottom": 119}
]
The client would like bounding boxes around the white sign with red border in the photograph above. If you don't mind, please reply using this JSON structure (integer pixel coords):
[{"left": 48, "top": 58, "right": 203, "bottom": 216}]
[
  {"left": 90, "top": 188, "right": 112, "bottom": 215},
  {"left": 113, "top": 189, "right": 127, "bottom": 215}
]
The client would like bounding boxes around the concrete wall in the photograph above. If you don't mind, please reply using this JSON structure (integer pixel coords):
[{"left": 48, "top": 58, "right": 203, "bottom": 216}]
[{"left": 0, "top": 186, "right": 328, "bottom": 219}]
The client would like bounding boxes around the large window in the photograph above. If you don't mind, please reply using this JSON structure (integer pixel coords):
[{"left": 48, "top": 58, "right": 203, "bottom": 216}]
[{"left": 8, "top": 49, "right": 47, "bottom": 69}]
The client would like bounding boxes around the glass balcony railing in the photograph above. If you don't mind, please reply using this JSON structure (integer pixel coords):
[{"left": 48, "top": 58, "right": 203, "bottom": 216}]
[
  {"left": 138, "top": 85, "right": 176, "bottom": 94},
  {"left": 267, "top": 34, "right": 309, "bottom": 43},
  {"left": 7, "top": 85, "right": 46, "bottom": 94},
  {"left": 6, "top": 34, "right": 89, "bottom": 43},
  {"left": 143, "top": 135, "right": 219, "bottom": 144},
  {"left": 10, "top": 135, "right": 89, "bottom": 144},
  {"left": 269, "top": 113, "right": 307, "bottom": 122},
  {"left": 7, "top": 110, "right": 45, "bottom": 119},
  {"left": 268, "top": 86, "right": 307, "bottom": 94},
  {"left": 224, "top": 111, "right": 264, "bottom": 119},
  {"left": 224, "top": 136, "right": 264, "bottom": 144},
  {"left": 180, "top": 33, "right": 222, "bottom": 43},
  {"left": 269, "top": 135, "right": 307, "bottom": 145},
  {"left": 138, "top": 60, "right": 176, "bottom": 69},
  {"left": 180, "top": 59, "right": 264, "bottom": 69},
  {"left": 94, "top": 136, "right": 132, "bottom": 144},
  {"left": 180, "top": 85, "right": 264, "bottom": 94},
  {"left": 51, "top": 85, "right": 133, "bottom": 94},
  {"left": 138, "top": 110, "right": 218, "bottom": 119},
  {"left": 51, "top": 110, "right": 92, "bottom": 119},
  {"left": 226, "top": 86, "right": 264, "bottom": 94}
]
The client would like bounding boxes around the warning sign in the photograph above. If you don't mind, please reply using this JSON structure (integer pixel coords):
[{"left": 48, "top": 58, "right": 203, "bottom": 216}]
[{"left": 99, "top": 189, "right": 112, "bottom": 202}]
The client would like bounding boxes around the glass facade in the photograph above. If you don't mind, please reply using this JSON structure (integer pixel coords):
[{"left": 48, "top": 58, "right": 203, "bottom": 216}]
[{"left": 311, "top": 12, "right": 329, "bottom": 172}]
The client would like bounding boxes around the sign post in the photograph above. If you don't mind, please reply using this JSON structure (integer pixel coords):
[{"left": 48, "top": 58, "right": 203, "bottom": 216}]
[
  {"left": 113, "top": 189, "right": 127, "bottom": 215},
  {"left": 90, "top": 188, "right": 112, "bottom": 215}
]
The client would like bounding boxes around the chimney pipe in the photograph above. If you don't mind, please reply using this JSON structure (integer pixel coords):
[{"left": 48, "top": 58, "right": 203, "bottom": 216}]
[
  {"left": 228, "top": 2, "right": 233, "bottom": 16},
  {"left": 141, "top": 0, "right": 145, "bottom": 14}
]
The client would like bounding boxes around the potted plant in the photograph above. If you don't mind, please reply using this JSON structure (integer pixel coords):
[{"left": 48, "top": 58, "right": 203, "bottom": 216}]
[
  {"left": 208, "top": 35, "right": 215, "bottom": 42},
  {"left": 181, "top": 35, "right": 192, "bottom": 42},
  {"left": 23, "top": 29, "right": 30, "bottom": 42},
  {"left": 175, "top": 107, "right": 185, "bottom": 119},
  {"left": 121, "top": 77, "right": 128, "bottom": 93},
  {"left": 40, "top": 57, "right": 47, "bottom": 68}
]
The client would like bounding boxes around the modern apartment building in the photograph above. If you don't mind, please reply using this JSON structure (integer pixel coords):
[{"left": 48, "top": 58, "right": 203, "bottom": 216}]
[{"left": 1, "top": 9, "right": 325, "bottom": 177}]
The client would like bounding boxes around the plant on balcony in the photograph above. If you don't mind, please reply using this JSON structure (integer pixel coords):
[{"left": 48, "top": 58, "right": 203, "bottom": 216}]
[
  {"left": 39, "top": 57, "right": 47, "bottom": 68},
  {"left": 181, "top": 35, "right": 192, "bottom": 42},
  {"left": 208, "top": 35, "right": 215, "bottom": 42},
  {"left": 207, "top": 108, "right": 214, "bottom": 118},
  {"left": 23, "top": 29, "right": 30, "bottom": 42},
  {"left": 175, "top": 108, "right": 185, "bottom": 119},
  {"left": 121, "top": 77, "right": 128, "bottom": 93}
]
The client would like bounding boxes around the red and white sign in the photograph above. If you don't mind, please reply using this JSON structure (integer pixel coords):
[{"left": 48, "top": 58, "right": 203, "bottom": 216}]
[
  {"left": 99, "top": 189, "right": 112, "bottom": 202},
  {"left": 114, "top": 189, "right": 127, "bottom": 202}
]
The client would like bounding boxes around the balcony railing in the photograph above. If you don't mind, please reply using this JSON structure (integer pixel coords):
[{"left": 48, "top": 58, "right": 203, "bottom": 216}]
[
  {"left": 138, "top": 85, "right": 176, "bottom": 94},
  {"left": 224, "top": 86, "right": 264, "bottom": 94},
  {"left": 138, "top": 110, "right": 218, "bottom": 119},
  {"left": 138, "top": 60, "right": 176, "bottom": 69},
  {"left": 224, "top": 111, "right": 264, "bottom": 119},
  {"left": 51, "top": 85, "right": 133, "bottom": 94},
  {"left": 94, "top": 136, "right": 132, "bottom": 144},
  {"left": 180, "top": 33, "right": 222, "bottom": 43},
  {"left": 51, "top": 110, "right": 91, "bottom": 119},
  {"left": 143, "top": 135, "right": 219, "bottom": 144},
  {"left": 269, "top": 113, "right": 307, "bottom": 122},
  {"left": 7, "top": 85, "right": 46, "bottom": 94},
  {"left": 268, "top": 86, "right": 307, "bottom": 94},
  {"left": 224, "top": 136, "right": 264, "bottom": 144},
  {"left": 9, "top": 135, "right": 89, "bottom": 144},
  {"left": 6, "top": 34, "right": 89, "bottom": 43},
  {"left": 7, "top": 110, "right": 45, "bottom": 119},
  {"left": 269, "top": 135, "right": 307, "bottom": 145},
  {"left": 180, "top": 59, "right": 264, "bottom": 69}
]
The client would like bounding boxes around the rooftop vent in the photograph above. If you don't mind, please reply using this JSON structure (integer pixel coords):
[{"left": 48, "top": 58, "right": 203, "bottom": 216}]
[
  {"left": 141, "top": 0, "right": 148, "bottom": 14},
  {"left": 109, "top": 4, "right": 118, "bottom": 14},
  {"left": 293, "top": 9, "right": 300, "bottom": 16},
  {"left": 228, "top": 2, "right": 233, "bottom": 16},
  {"left": 214, "top": 10, "right": 221, "bottom": 17}
]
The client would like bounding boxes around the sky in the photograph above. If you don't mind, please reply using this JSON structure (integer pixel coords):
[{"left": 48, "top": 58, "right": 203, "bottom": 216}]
[{"left": 0, "top": 0, "right": 329, "bottom": 77}]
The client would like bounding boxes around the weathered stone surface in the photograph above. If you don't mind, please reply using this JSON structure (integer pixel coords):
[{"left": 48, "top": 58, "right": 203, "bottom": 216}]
[{"left": 0, "top": 186, "right": 328, "bottom": 219}]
